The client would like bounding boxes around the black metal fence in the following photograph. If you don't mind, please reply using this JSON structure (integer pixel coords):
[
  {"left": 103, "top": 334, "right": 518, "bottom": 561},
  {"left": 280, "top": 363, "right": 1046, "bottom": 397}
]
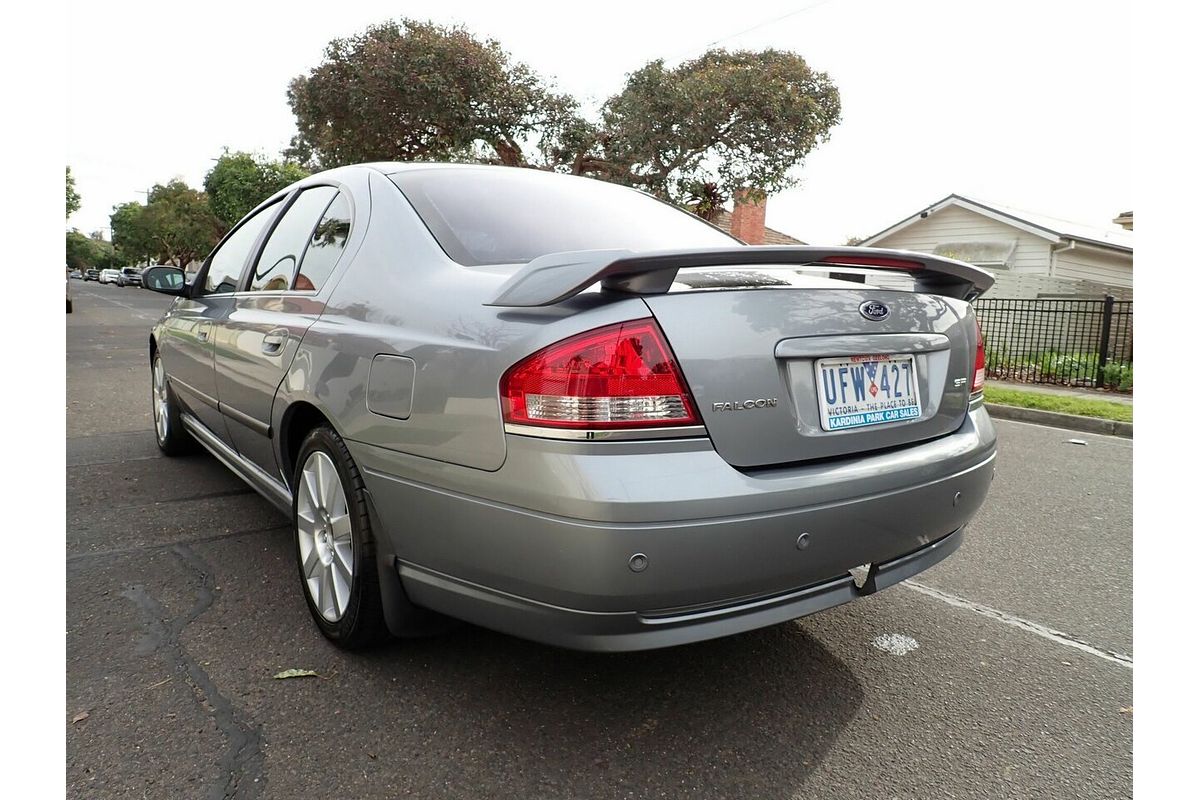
[{"left": 973, "top": 296, "right": 1133, "bottom": 391}]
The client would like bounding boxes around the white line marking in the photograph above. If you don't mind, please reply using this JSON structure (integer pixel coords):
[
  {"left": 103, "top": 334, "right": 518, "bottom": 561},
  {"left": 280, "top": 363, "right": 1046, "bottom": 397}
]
[
  {"left": 992, "top": 416, "right": 1133, "bottom": 445},
  {"left": 77, "top": 287, "right": 157, "bottom": 320},
  {"left": 902, "top": 579, "right": 1133, "bottom": 669}
]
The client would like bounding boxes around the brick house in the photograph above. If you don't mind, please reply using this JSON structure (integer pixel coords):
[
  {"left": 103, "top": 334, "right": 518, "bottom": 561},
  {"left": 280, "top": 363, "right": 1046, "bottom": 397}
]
[{"left": 711, "top": 194, "right": 805, "bottom": 246}]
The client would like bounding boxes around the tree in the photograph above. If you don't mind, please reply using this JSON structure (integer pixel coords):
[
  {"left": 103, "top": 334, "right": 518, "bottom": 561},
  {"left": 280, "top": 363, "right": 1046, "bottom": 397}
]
[
  {"left": 285, "top": 19, "right": 583, "bottom": 170},
  {"left": 110, "top": 201, "right": 152, "bottom": 264},
  {"left": 110, "top": 181, "right": 223, "bottom": 267},
  {"left": 65, "top": 230, "right": 97, "bottom": 268},
  {"left": 66, "top": 166, "right": 80, "bottom": 218},
  {"left": 204, "top": 150, "right": 309, "bottom": 227},
  {"left": 600, "top": 50, "right": 841, "bottom": 203},
  {"left": 65, "top": 230, "right": 122, "bottom": 268},
  {"left": 286, "top": 21, "right": 842, "bottom": 206}
]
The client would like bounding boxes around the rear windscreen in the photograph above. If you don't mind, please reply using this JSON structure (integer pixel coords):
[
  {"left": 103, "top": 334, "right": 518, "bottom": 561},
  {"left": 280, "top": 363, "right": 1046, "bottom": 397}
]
[{"left": 389, "top": 167, "right": 735, "bottom": 266}]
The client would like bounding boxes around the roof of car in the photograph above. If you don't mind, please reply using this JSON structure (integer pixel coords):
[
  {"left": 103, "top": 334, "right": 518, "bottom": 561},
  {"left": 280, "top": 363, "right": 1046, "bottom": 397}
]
[{"left": 368, "top": 162, "right": 505, "bottom": 175}]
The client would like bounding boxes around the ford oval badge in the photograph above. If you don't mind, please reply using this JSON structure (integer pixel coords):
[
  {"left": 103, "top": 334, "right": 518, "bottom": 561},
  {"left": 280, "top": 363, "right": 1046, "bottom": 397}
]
[{"left": 859, "top": 300, "right": 890, "bottom": 321}]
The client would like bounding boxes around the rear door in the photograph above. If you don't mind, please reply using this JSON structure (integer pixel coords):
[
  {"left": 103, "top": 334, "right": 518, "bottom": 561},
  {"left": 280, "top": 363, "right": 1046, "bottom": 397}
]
[
  {"left": 212, "top": 186, "right": 355, "bottom": 479},
  {"left": 643, "top": 273, "right": 976, "bottom": 468}
]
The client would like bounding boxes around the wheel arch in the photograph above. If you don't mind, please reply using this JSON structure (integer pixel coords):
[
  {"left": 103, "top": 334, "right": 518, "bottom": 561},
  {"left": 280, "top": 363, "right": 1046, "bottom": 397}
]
[{"left": 278, "top": 400, "right": 338, "bottom": 489}]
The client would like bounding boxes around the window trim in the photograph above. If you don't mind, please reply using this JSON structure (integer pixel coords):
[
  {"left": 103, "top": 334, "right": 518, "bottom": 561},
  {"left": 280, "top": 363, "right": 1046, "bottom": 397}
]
[
  {"left": 193, "top": 196, "right": 287, "bottom": 298},
  {"left": 285, "top": 189, "right": 344, "bottom": 293},
  {"left": 241, "top": 184, "right": 337, "bottom": 294}
]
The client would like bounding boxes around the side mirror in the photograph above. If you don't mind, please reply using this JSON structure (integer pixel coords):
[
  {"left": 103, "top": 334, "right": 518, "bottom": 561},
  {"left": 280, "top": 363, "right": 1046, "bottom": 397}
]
[{"left": 143, "top": 266, "right": 188, "bottom": 296}]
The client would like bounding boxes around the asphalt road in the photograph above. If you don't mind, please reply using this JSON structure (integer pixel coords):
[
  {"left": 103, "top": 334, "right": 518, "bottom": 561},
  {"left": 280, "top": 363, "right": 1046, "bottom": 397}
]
[{"left": 66, "top": 280, "right": 1132, "bottom": 799}]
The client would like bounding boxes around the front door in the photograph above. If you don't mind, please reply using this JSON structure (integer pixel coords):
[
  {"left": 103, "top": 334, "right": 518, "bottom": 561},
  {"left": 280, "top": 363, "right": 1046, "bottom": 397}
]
[
  {"left": 156, "top": 295, "right": 227, "bottom": 439},
  {"left": 166, "top": 199, "right": 284, "bottom": 446}
]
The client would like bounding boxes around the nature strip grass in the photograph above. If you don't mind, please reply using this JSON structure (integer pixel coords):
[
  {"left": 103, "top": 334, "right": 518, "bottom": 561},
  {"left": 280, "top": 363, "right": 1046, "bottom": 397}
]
[{"left": 983, "top": 386, "right": 1132, "bottom": 424}]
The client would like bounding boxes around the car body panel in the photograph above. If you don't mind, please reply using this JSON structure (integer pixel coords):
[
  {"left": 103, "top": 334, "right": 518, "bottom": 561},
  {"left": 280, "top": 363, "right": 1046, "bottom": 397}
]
[
  {"left": 286, "top": 170, "right": 657, "bottom": 472},
  {"left": 397, "top": 525, "right": 968, "bottom": 652},
  {"left": 148, "top": 162, "right": 997, "bottom": 651},
  {"left": 213, "top": 294, "right": 324, "bottom": 474},
  {"left": 157, "top": 296, "right": 232, "bottom": 441},
  {"left": 350, "top": 406, "right": 994, "bottom": 614},
  {"left": 642, "top": 288, "right": 973, "bottom": 467}
]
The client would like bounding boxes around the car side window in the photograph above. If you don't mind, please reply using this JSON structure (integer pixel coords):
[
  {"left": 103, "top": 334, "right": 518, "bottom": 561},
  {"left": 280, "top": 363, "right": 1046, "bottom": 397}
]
[
  {"left": 204, "top": 202, "right": 280, "bottom": 295},
  {"left": 294, "top": 191, "right": 352, "bottom": 292},
  {"left": 248, "top": 187, "right": 338, "bottom": 293}
]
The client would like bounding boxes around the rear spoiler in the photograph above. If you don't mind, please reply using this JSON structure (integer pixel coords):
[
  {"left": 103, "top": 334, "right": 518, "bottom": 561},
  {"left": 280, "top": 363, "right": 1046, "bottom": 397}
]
[{"left": 485, "top": 246, "right": 994, "bottom": 307}]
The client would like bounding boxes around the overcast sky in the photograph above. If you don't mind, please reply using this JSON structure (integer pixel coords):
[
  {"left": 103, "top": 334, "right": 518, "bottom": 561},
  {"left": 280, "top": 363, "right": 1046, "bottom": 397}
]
[{"left": 65, "top": 0, "right": 1130, "bottom": 244}]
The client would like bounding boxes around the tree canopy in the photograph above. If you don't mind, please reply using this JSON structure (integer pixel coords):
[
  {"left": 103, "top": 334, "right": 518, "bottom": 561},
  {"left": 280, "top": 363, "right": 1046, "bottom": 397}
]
[
  {"left": 65, "top": 230, "right": 124, "bottom": 269},
  {"left": 204, "top": 150, "right": 309, "bottom": 227},
  {"left": 286, "top": 20, "right": 568, "bottom": 169},
  {"left": 286, "top": 19, "right": 841, "bottom": 205},
  {"left": 110, "top": 180, "right": 223, "bottom": 267},
  {"left": 601, "top": 50, "right": 842, "bottom": 202},
  {"left": 66, "top": 166, "right": 80, "bottom": 218}
]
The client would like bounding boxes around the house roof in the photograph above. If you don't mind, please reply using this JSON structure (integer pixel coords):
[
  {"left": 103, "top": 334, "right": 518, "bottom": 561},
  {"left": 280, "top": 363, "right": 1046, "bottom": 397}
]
[
  {"left": 710, "top": 209, "right": 806, "bottom": 245},
  {"left": 861, "top": 194, "right": 1133, "bottom": 253}
]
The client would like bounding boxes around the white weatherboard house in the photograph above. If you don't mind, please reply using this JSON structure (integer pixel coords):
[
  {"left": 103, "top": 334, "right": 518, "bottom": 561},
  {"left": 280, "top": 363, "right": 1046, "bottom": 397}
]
[{"left": 860, "top": 195, "right": 1134, "bottom": 299}]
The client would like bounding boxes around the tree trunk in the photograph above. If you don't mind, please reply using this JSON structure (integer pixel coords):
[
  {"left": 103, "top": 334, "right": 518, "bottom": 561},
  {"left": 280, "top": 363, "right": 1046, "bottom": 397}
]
[{"left": 493, "top": 138, "right": 525, "bottom": 167}]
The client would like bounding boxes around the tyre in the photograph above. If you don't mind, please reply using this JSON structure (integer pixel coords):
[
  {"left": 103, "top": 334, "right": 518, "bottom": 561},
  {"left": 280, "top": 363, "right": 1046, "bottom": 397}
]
[
  {"left": 151, "top": 352, "right": 194, "bottom": 455},
  {"left": 293, "top": 426, "right": 390, "bottom": 649},
  {"left": 66, "top": 298, "right": 73, "bottom": 313}
]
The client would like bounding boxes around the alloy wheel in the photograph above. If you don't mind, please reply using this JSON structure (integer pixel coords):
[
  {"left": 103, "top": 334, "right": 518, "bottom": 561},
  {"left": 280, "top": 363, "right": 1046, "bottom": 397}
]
[
  {"left": 296, "top": 451, "right": 354, "bottom": 622},
  {"left": 152, "top": 358, "right": 169, "bottom": 442}
]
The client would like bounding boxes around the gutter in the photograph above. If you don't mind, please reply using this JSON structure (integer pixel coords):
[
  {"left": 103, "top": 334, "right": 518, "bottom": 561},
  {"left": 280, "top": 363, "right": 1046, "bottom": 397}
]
[{"left": 1049, "top": 239, "right": 1076, "bottom": 277}]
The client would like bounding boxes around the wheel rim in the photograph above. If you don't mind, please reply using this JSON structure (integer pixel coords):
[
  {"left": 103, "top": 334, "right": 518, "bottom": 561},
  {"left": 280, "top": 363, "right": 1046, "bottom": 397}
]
[
  {"left": 296, "top": 451, "right": 353, "bottom": 622},
  {"left": 152, "top": 358, "right": 169, "bottom": 442}
]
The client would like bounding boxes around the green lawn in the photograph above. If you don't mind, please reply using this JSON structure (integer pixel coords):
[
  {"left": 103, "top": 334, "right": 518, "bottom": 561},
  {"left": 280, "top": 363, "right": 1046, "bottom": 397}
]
[{"left": 984, "top": 386, "right": 1133, "bottom": 424}]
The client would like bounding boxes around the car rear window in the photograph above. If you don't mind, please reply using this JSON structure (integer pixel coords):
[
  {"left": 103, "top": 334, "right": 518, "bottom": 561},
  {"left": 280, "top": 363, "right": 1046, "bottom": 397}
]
[{"left": 389, "top": 168, "right": 735, "bottom": 267}]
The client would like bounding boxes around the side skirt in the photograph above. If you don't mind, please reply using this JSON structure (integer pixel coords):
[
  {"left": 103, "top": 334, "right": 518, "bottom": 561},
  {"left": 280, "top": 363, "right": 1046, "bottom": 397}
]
[{"left": 180, "top": 412, "right": 292, "bottom": 516}]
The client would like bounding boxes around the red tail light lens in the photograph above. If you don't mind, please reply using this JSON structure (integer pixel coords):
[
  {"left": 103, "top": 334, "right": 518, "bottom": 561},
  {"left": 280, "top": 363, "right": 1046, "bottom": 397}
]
[
  {"left": 972, "top": 318, "right": 986, "bottom": 392},
  {"left": 819, "top": 254, "right": 925, "bottom": 271},
  {"left": 501, "top": 319, "right": 698, "bottom": 429}
]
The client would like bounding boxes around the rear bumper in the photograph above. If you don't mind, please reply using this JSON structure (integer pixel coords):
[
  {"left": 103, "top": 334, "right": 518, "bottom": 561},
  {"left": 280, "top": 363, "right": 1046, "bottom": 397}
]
[
  {"left": 397, "top": 526, "right": 964, "bottom": 652},
  {"left": 355, "top": 407, "right": 996, "bottom": 649}
]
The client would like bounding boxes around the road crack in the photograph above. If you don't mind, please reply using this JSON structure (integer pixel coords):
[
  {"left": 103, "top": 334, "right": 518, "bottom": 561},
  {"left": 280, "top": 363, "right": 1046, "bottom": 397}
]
[{"left": 122, "top": 544, "right": 265, "bottom": 799}]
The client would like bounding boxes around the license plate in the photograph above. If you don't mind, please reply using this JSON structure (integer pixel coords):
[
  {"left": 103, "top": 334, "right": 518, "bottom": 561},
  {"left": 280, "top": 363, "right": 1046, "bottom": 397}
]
[{"left": 815, "top": 354, "right": 921, "bottom": 431}]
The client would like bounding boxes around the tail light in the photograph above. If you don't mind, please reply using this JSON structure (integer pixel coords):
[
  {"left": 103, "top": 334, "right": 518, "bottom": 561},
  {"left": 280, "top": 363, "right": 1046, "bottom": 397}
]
[
  {"left": 501, "top": 319, "right": 698, "bottom": 429},
  {"left": 971, "top": 318, "right": 986, "bottom": 392}
]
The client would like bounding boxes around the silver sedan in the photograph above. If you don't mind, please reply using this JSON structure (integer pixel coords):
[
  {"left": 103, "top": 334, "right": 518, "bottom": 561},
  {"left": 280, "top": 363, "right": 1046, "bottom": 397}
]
[{"left": 142, "top": 163, "right": 996, "bottom": 651}]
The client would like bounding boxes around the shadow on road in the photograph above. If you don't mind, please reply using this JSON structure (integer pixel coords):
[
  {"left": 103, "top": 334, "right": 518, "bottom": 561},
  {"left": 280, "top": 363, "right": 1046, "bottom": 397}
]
[{"left": 342, "top": 620, "right": 864, "bottom": 798}]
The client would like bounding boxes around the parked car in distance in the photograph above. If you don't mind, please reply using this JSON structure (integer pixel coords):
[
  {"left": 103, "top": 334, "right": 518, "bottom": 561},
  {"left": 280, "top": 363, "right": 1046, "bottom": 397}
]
[
  {"left": 144, "top": 163, "right": 997, "bottom": 653},
  {"left": 84, "top": 268, "right": 100, "bottom": 281},
  {"left": 117, "top": 267, "right": 143, "bottom": 287},
  {"left": 69, "top": 269, "right": 83, "bottom": 279},
  {"left": 98, "top": 268, "right": 121, "bottom": 284}
]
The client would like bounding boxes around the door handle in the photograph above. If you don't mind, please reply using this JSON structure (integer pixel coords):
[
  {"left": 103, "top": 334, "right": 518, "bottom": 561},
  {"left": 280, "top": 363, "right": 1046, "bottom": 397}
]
[{"left": 261, "top": 328, "right": 288, "bottom": 354}]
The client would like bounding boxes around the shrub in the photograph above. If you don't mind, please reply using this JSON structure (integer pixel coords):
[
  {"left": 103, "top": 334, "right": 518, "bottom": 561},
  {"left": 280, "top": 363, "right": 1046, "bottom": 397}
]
[{"left": 1101, "top": 362, "right": 1133, "bottom": 392}]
